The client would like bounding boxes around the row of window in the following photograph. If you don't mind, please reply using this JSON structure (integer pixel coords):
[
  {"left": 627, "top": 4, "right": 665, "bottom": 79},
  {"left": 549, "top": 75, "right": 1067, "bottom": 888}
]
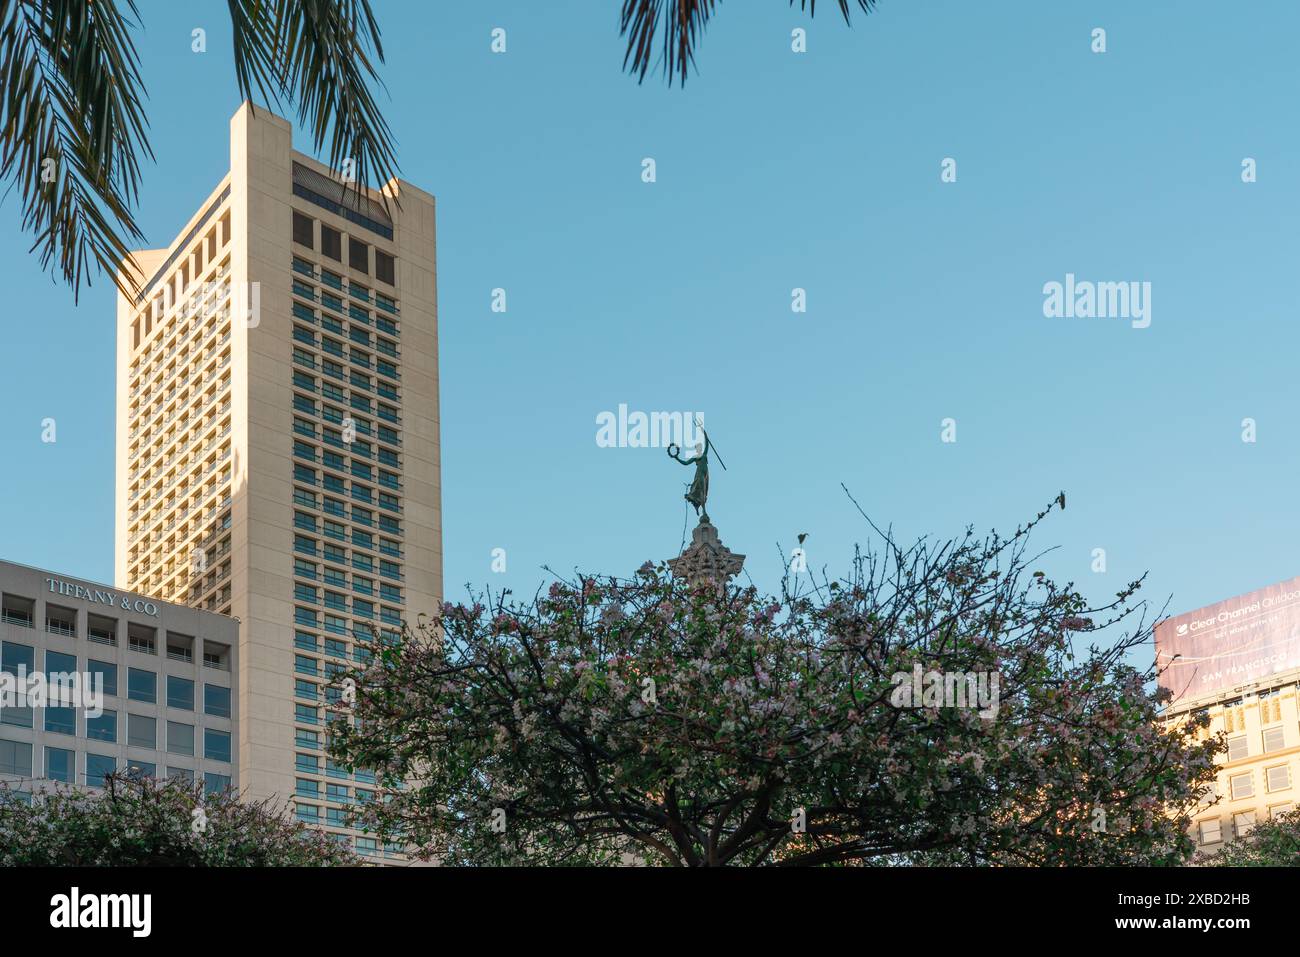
[
  {"left": 292, "top": 368, "right": 402, "bottom": 434},
  {"left": 1198, "top": 804, "right": 1292, "bottom": 845},
  {"left": 292, "top": 212, "right": 396, "bottom": 286},
  {"left": 295, "top": 777, "right": 373, "bottom": 804},
  {"left": 0, "top": 617, "right": 230, "bottom": 668},
  {"left": 0, "top": 738, "right": 229, "bottom": 792},
  {"left": 290, "top": 348, "right": 401, "bottom": 404},
  {"left": 1224, "top": 726, "right": 1289, "bottom": 761},
  {"left": 292, "top": 330, "right": 400, "bottom": 385},
  {"left": 129, "top": 275, "right": 231, "bottom": 388},
  {"left": 14, "top": 709, "right": 231, "bottom": 762},
  {"left": 130, "top": 206, "right": 231, "bottom": 353},
  {"left": 1225, "top": 763, "right": 1292, "bottom": 802},
  {"left": 290, "top": 288, "right": 399, "bottom": 348}
]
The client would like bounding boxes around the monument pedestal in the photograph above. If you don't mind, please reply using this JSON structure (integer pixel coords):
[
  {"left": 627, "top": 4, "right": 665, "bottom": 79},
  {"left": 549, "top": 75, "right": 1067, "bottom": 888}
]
[{"left": 669, "top": 518, "right": 745, "bottom": 586}]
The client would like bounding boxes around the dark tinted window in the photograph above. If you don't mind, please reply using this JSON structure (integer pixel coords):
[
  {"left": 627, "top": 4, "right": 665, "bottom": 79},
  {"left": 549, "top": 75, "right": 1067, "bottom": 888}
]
[
  {"left": 292, "top": 211, "right": 314, "bottom": 248},
  {"left": 322, "top": 225, "right": 342, "bottom": 261},
  {"left": 349, "top": 237, "right": 369, "bottom": 273},
  {"left": 375, "top": 250, "right": 395, "bottom": 285}
]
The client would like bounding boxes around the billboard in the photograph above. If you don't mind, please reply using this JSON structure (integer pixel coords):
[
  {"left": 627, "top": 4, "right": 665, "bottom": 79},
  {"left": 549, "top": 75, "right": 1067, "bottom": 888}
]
[{"left": 1156, "top": 576, "right": 1300, "bottom": 705}]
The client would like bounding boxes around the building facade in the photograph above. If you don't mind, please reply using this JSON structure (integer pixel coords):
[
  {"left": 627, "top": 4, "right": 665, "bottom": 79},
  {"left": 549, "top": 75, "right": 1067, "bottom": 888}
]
[
  {"left": 1163, "top": 671, "right": 1300, "bottom": 852},
  {"left": 1156, "top": 578, "right": 1300, "bottom": 854},
  {"left": 115, "top": 103, "right": 441, "bottom": 857},
  {"left": 0, "top": 559, "right": 238, "bottom": 798}
]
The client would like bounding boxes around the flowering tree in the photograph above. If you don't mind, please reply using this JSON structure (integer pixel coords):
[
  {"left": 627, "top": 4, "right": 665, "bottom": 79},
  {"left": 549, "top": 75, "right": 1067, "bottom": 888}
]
[
  {"left": 329, "top": 495, "right": 1219, "bottom": 866},
  {"left": 0, "top": 773, "right": 353, "bottom": 866}
]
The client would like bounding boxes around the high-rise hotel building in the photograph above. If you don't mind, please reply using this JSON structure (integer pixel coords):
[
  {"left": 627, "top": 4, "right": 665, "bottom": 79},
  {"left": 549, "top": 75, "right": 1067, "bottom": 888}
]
[{"left": 115, "top": 103, "right": 440, "bottom": 856}]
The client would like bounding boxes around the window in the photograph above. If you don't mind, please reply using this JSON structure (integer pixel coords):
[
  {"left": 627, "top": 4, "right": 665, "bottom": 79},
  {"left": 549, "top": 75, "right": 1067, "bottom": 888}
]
[
  {"left": 128, "top": 668, "right": 157, "bottom": 703},
  {"left": 1229, "top": 771, "right": 1254, "bottom": 800},
  {"left": 204, "top": 684, "right": 232, "bottom": 718},
  {"left": 128, "top": 625, "right": 156, "bottom": 655},
  {"left": 204, "top": 772, "right": 231, "bottom": 795},
  {"left": 0, "top": 597, "right": 33, "bottom": 627},
  {"left": 205, "top": 728, "right": 231, "bottom": 763},
  {"left": 87, "top": 614, "right": 117, "bottom": 646},
  {"left": 0, "top": 739, "right": 32, "bottom": 775},
  {"left": 167, "top": 767, "right": 194, "bottom": 783},
  {"left": 128, "top": 713, "right": 157, "bottom": 749},
  {"left": 45, "top": 746, "right": 73, "bottom": 783},
  {"left": 1271, "top": 803, "right": 1296, "bottom": 819},
  {"left": 293, "top": 211, "right": 314, "bottom": 248},
  {"left": 1267, "top": 764, "right": 1291, "bottom": 792},
  {"left": 126, "top": 761, "right": 155, "bottom": 780},
  {"left": 44, "top": 649, "right": 77, "bottom": 734},
  {"left": 85, "top": 752, "right": 115, "bottom": 786},
  {"left": 321, "top": 225, "right": 341, "bottom": 261},
  {"left": 375, "top": 250, "right": 394, "bottom": 285},
  {"left": 1263, "top": 726, "right": 1286, "bottom": 754},
  {"left": 1233, "top": 811, "right": 1256, "bottom": 838},
  {"left": 349, "top": 237, "right": 369, "bottom": 273},
  {"left": 167, "top": 675, "right": 195, "bottom": 711},
  {"left": 45, "top": 604, "right": 76, "bottom": 636},
  {"left": 1, "top": 641, "right": 34, "bottom": 727},
  {"left": 44, "top": 703, "right": 75, "bottom": 736},
  {"left": 166, "top": 634, "right": 194, "bottom": 663},
  {"left": 87, "top": 709, "right": 117, "bottom": 743},
  {"left": 1226, "top": 735, "right": 1248, "bottom": 761},
  {"left": 203, "top": 642, "right": 231, "bottom": 671},
  {"left": 167, "top": 721, "right": 195, "bottom": 757},
  {"left": 1198, "top": 819, "right": 1222, "bottom": 844},
  {"left": 89, "top": 659, "right": 117, "bottom": 696}
]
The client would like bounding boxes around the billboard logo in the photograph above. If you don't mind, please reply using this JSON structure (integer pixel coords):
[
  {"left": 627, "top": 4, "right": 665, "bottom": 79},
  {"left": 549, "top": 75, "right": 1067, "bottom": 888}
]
[{"left": 1176, "top": 623, "right": 1188, "bottom": 636}]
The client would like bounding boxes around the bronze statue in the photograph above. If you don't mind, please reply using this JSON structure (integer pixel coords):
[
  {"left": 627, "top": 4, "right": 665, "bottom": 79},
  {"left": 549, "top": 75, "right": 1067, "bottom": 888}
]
[{"left": 667, "top": 422, "right": 724, "bottom": 523}]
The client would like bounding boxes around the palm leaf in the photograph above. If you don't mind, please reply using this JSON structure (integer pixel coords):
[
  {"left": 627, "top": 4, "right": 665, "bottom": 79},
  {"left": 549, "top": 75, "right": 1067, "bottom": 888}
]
[
  {"left": 227, "top": 0, "right": 400, "bottom": 211},
  {"left": 0, "top": 0, "right": 152, "bottom": 300},
  {"left": 620, "top": 0, "right": 877, "bottom": 86}
]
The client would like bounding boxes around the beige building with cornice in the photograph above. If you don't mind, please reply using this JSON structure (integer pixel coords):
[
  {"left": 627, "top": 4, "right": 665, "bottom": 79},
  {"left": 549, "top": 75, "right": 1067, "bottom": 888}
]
[
  {"left": 1156, "top": 578, "right": 1300, "bottom": 854},
  {"left": 115, "top": 103, "right": 441, "bottom": 858}
]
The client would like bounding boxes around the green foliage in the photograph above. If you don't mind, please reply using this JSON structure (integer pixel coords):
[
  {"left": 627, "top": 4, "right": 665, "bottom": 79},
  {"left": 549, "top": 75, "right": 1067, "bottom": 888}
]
[
  {"left": 0, "top": 773, "right": 354, "bottom": 866},
  {"left": 1202, "top": 810, "right": 1300, "bottom": 867}
]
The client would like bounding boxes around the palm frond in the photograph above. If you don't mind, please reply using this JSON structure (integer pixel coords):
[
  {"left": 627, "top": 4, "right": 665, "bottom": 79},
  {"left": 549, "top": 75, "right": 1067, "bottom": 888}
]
[
  {"left": 0, "top": 0, "right": 152, "bottom": 300},
  {"left": 227, "top": 0, "right": 399, "bottom": 210},
  {"left": 620, "top": 0, "right": 877, "bottom": 86}
]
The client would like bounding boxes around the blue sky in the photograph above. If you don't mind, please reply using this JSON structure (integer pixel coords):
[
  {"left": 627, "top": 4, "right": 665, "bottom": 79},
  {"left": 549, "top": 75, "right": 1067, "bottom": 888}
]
[{"left": 2, "top": 1, "right": 1298, "bottom": 656}]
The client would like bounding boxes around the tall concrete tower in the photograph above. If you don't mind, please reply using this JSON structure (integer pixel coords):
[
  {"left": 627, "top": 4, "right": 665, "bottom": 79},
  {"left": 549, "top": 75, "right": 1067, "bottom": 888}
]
[{"left": 115, "top": 103, "right": 440, "bottom": 858}]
